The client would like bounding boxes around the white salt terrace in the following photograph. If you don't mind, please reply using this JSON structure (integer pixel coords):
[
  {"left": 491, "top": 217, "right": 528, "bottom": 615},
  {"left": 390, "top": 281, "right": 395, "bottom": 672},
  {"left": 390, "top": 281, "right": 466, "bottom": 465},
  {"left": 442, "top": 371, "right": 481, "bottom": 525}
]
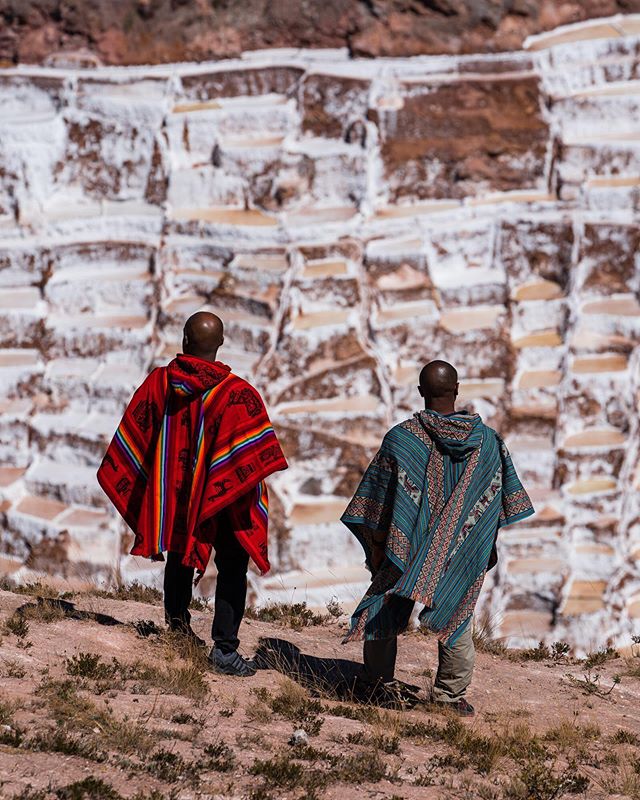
[{"left": 0, "top": 12, "right": 639, "bottom": 652}]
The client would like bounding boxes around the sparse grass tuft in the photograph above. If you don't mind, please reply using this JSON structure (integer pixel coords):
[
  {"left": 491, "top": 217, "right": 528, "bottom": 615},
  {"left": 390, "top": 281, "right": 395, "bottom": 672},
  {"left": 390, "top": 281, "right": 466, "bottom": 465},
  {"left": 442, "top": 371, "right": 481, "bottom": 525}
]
[
  {"left": 246, "top": 689, "right": 272, "bottom": 722},
  {"left": 54, "top": 777, "right": 121, "bottom": 800},
  {"left": 91, "top": 582, "right": 163, "bottom": 605},
  {"left": 145, "top": 749, "right": 188, "bottom": 783},
  {"left": 0, "top": 724, "right": 24, "bottom": 747},
  {"left": 611, "top": 728, "right": 639, "bottom": 745},
  {"left": 623, "top": 657, "right": 640, "bottom": 678},
  {"left": 250, "top": 739, "right": 390, "bottom": 795},
  {"left": 550, "top": 641, "right": 571, "bottom": 660},
  {"left": 171, "top": 711, "right": 196, "bottom": 725},
  {"left": 202, "top": 740, "right": 236, "bottom": 772},
  {"left": 245, "top": 602, "right": 327, "bottom": 629},
  {"left": 505, "top": 759, "right": 590, "bottom": 799},
  {"left": 28, "top": 728, "right": 106, "bottom": 762},
  {"left": 257, "top": 680, "right": 324, "bottom": 735},
  {"left": 1, "top": 658, "right": 27, "bottom": 678},
  {"left": 333, "top": 749, "right": 388, "bottom": 783},
  {"left": 583, "top": 647, "right": 618, "bottom": 670},
  {"left": 0, "top": 694, "right": 22, "bottom": 746},
  {"left": 52, "top": 777, "right": 168, "bottom": 800},
  {"left": 325, "top": 597, "right": 343, "bottom": 618},
  {"left": 472, "top": 616, "right": 508, "bottom": 656},
  {"left": 35, "top": 677, "right": 153, "bottom": 755},
  {"left": 4, "top": 614, "right": 29, "bottom": 638},
  {"left": 9, "top": 787, "right": 48, "bottom": 800},
  {"left": 519, "top": 641, "right": 553, "bottom": 662},
  {"left": 323, "top": 702, "right": 382, "bottom": 725},
  {"left": 0, "top": 578, "right": 65, "bottom": 599},
  {"left": 17, "top": 598, "right": 67, "bottom": 624},
  {"left": 543, "top": 719, "right": 601, "bottom": 748},
  {"left": 0, "top": 695, "right": 15, "bottom": 725},
  {"left": 189, "top": 596, "right": 211, "bottom": 611},
  {"left": 346, "top": 730, "right": 400, "bottom": 754},
  {"left": 65, "top": 652, "right": 117, "bottom": 680},
  {"left": 250, "top": 754, "right": 306, "bottom": 789},
  {"left": 62, "top": 651, "right": 208, "bottom": 701}
]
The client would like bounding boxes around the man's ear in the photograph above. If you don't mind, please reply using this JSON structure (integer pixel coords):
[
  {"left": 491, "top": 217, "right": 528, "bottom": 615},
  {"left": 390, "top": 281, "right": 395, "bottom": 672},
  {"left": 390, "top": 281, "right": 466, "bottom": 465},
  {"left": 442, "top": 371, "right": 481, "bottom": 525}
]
[
  {"left": 454, "top": 382, "right": 459, "bottom": 398},
  {"left": 418, "top": 385, "right": 423, "bottom": 397}
]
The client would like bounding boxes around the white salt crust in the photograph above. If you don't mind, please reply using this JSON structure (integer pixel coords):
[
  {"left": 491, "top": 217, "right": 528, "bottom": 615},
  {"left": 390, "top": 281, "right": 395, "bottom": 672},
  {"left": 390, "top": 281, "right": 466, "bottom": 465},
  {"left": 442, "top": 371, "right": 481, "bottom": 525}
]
[{"left": 0, "top": 13, "right": 639, "bottom": 653}]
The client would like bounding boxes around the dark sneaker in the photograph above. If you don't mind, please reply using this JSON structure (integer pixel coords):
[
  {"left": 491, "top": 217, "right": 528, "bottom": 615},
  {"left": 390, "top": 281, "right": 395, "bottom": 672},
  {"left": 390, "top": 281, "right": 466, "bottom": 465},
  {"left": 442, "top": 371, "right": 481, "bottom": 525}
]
[
  {"left": 209, "top": 648, "right": 257, "bottom": 677},
  {"left": 432, "top": 697, "right": 475, "bottom": 717}
]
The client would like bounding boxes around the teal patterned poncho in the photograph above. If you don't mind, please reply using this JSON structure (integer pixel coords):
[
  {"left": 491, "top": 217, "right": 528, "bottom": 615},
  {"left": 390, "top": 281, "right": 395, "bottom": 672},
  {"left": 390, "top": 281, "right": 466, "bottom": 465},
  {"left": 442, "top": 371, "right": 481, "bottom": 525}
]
[{"left": 342, "top": 410, "right": 534, "bottom": 647}]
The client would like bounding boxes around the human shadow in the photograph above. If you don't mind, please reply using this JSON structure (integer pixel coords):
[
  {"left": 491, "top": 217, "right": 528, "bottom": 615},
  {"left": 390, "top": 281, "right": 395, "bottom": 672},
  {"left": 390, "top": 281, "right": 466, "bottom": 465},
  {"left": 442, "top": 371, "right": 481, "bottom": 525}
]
[
  {"left": 253, "top": 636, "right": 422, "bottom": 707},
  {"left": 12, "top": 596, "right": 162, "bottom": 637}
]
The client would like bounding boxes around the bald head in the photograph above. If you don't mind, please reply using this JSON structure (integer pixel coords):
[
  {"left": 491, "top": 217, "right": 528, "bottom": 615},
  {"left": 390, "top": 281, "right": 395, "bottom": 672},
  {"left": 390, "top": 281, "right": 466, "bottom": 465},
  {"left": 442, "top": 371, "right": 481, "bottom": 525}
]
[
  {"left": 419, "top": 360, "right": 458, "bottom": 411},
  {"left": 182, "top": 312, "right": 224, "bottom": 361}
]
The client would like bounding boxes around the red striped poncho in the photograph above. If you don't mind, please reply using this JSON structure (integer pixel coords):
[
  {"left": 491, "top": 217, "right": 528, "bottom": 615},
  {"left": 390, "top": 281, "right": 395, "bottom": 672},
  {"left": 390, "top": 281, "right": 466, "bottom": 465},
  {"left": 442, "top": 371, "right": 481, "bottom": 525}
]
[{"left": 97, "top": 354, "right": 288, "bottom": 574}]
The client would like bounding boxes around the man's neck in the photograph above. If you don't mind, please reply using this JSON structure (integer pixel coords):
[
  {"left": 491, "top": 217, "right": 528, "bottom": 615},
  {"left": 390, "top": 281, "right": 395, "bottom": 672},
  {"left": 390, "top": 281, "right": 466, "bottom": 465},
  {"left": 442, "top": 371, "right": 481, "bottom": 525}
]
[
  {"left": 183, "top": 351, "right": 218, "bottom": 364},
  {"left": 425, "top": 400, "right": 456, "bottom": 415}
]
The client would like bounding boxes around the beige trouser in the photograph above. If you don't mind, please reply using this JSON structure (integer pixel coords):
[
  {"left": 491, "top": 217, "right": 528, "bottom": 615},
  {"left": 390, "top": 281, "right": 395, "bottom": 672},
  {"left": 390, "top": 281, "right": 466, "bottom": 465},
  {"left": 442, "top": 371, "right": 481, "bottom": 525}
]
[{"left": 363, "top": 622, "right": 475, "bottom": 702}]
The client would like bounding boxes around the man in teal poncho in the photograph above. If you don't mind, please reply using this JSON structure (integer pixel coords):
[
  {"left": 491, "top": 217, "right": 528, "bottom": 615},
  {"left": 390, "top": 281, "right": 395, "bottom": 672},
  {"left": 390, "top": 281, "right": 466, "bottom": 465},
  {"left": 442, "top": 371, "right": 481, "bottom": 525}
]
[{"left": 342, "top": 361, "right": 534, "bottom": 716}]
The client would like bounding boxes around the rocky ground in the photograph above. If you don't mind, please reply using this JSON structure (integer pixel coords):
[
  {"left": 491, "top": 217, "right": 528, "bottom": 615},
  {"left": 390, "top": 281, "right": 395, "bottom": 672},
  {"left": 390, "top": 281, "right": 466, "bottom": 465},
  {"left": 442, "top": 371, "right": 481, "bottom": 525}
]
[{"left": 0, "top": 582, "right": 639, "bottom": 800}]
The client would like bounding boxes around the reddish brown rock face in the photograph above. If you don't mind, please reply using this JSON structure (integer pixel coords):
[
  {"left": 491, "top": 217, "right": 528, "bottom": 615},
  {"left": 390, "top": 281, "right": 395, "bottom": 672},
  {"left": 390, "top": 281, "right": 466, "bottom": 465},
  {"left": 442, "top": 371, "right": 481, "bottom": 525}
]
[
  {"left": 4, "top": 0, "right": 640, "bottom": 65},
  {"left": 377, "top": 75, "right": 549, "bottom": 200}
]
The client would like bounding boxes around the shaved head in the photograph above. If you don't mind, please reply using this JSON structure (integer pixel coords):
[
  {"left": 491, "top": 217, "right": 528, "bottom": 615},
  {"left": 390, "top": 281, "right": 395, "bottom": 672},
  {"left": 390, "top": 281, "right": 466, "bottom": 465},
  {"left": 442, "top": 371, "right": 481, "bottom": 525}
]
[
  {"left": 419, "top": 360, "right": 458, "bottom": 406},
  {"left": 182, "top": 311, "right": 224, "bottom": 361}
]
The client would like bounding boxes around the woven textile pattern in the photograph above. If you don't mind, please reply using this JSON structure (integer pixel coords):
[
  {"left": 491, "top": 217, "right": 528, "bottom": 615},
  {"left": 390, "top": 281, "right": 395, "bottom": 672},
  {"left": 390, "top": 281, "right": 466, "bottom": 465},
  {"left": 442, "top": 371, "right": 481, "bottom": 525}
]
[
  {"left": 97, "top": 355, "right": 288, "bottom": 574},
  {"left": 341, "top": 410, "right": 534, "bottom": 646}
]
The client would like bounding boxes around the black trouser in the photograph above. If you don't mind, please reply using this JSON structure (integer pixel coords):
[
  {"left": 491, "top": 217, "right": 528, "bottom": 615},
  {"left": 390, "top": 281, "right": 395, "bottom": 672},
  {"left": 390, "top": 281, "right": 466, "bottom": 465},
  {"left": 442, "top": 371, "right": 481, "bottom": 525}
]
[{"left": 164, "top": 524, "right": 250, "bottom": 654}]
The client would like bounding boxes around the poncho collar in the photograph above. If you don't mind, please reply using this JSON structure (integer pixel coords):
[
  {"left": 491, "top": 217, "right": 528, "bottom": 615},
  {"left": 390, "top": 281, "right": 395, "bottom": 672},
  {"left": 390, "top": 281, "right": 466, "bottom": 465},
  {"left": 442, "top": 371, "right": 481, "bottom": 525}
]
[
  {"left": 167, "top": 354, "right": 231, "bottom": 397},
  {"left": 415, "top": 408, "right": 484, "bottom": 460}
]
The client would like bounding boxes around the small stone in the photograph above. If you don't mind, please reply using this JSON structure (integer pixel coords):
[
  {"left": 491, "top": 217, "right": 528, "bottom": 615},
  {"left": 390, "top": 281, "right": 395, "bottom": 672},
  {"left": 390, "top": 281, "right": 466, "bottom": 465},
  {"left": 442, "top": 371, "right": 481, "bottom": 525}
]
[{"left": 289, "top": 729, "right": 309, "bottom": 746}]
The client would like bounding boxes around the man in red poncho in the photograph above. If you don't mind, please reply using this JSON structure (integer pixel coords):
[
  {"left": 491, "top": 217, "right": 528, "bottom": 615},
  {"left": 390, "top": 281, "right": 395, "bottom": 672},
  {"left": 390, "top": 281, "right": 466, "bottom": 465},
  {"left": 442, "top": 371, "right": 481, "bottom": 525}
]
[{"left": 97, "top": 312, "right": 288, "bottom": 676}]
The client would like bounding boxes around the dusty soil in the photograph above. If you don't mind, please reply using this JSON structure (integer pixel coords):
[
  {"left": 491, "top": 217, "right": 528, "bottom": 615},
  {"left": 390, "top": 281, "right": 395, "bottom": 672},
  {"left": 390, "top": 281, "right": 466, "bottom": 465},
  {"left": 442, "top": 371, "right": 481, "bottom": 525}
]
[{"left": 0, "top": 585, "right": 639, "bottom": 800}]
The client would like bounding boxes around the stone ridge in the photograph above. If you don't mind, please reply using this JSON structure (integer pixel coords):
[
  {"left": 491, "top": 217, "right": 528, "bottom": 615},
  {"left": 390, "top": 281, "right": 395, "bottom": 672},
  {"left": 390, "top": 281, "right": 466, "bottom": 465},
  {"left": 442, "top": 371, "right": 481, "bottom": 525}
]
[
  {"left": 0, "top": 18, "right": 639, "bottom": 653},
  {"left": 3, "top": 0, "right": 640, "bottom": 66}
]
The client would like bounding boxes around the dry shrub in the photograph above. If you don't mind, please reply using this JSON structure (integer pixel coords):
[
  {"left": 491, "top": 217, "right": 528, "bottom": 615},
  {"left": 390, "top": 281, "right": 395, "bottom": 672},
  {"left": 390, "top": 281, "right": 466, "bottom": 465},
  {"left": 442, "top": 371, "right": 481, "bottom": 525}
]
[
  {"left": 35, "top": 678, "right": 153, "bottom": 755},
  {"left": 611, "top": 728, "right": 639, "bottom": 745},
  {"left": 1, "top": 658, "right": 27, "bottom": 678},
  {"left": 245, "top": 602, "right": 326, "bottom": 629},
  {"left": 472, "top": 615, "right": 508, "bottom": 656},
  {"left": 0, "top": 578, "right": 64, "bottom": 599},
  {"left": 582, "top": 647, "right": 618, "bottom": 670},
  {"left": 63, "top": 651, "right": 209, "bottom": 701},
  {"left": 90, "top": 582, "right": 163, "bottom": 605}
]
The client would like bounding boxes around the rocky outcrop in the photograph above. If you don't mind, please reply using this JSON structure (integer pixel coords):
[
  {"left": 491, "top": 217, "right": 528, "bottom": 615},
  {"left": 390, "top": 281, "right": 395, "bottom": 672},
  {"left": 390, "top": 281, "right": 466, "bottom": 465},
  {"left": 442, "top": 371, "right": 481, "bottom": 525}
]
[
  {"left": 4, "top": 0, "right": 640, "bottom": 66},
  {"left": 1, "top": 15, "right": 640, "bottom": 652}
]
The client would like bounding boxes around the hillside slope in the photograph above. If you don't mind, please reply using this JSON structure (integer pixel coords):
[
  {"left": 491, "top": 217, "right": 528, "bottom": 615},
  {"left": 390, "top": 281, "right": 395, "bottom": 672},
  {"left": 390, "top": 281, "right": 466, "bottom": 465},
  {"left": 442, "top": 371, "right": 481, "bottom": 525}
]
[
  {"left": 1, "top": 584, "right": 639, "bottom": 799},
  {"left": 3, "top": 0, "right": 640, "bottom": 65}
]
